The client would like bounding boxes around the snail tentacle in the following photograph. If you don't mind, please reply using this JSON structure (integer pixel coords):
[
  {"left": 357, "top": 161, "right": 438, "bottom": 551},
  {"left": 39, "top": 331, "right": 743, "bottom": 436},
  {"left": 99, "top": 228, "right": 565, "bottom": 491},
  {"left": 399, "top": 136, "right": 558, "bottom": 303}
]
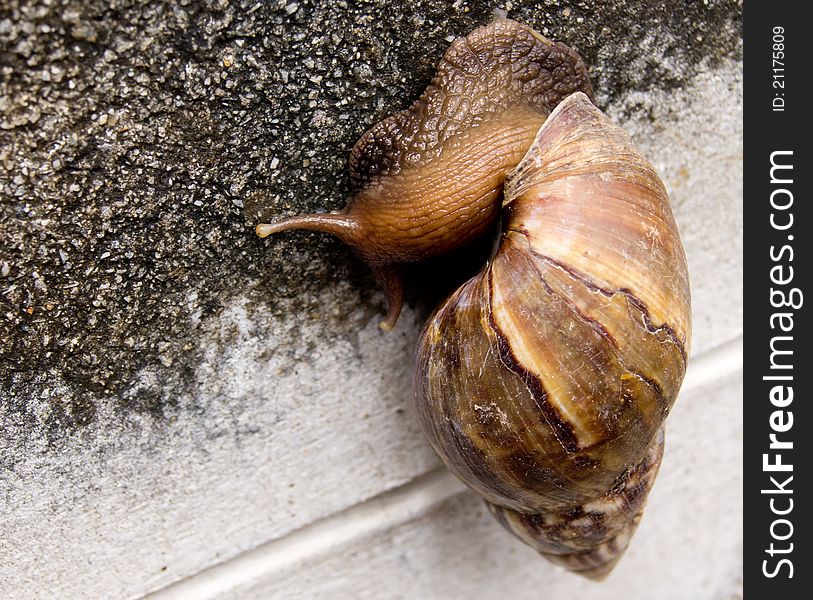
[
  {"left": 374, "top": 265, "right": 405, "bottom": 332},
  {"left": 256, "top": 213, "right": 360, "bottom": 245}
]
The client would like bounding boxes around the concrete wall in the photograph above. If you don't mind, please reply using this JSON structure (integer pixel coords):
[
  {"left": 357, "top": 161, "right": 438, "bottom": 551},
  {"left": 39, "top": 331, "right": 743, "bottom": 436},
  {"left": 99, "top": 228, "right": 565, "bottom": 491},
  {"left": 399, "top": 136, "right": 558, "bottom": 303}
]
[{"left": 1, "top": 1, "right": 742, "bottom": 598}]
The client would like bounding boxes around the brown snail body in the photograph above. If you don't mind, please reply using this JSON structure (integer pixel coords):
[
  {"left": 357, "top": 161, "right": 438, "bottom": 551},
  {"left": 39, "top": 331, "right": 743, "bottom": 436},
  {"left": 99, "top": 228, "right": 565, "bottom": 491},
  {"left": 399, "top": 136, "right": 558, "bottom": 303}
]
[
  {"left": 257, "top": 20, "right": 691, "bottom": 579},
  {"left": 257, "top": 19, "right": 592, "bottom": 330}
]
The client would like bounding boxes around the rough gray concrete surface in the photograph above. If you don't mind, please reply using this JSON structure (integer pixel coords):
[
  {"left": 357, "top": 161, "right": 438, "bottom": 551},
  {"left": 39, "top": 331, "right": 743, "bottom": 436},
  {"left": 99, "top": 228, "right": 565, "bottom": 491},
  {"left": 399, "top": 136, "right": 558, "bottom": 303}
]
[
  {"left": 2, "top": 0, "right": 741, "bottom": 433},
  {"left": 1, "top": 0, "right": 742, "bottom": 597}
]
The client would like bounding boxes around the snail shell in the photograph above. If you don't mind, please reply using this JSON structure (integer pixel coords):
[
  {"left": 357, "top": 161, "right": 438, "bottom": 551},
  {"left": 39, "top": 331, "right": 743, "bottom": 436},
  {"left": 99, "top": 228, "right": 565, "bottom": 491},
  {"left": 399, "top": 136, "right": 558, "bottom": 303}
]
[
  {"left": 414, "top": 92, "right": 691, "bottom": 579},
  {"left": 256, "top": 19, "right": 592, "bottom": 330}
]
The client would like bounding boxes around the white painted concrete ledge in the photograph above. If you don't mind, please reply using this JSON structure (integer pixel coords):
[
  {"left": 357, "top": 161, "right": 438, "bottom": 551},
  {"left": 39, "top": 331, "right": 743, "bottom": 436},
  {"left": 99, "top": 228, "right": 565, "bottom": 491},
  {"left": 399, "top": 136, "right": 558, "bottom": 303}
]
[{"left": 145, "top": 336, "right": 743, "bottom": 600}]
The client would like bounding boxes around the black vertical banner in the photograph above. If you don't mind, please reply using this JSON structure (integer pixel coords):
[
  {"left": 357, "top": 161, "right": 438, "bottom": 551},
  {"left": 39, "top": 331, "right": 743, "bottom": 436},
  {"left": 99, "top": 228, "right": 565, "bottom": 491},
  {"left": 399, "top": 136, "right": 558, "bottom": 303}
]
[{"left": 744, "top": 3, "right": 811, "bottom": 598}]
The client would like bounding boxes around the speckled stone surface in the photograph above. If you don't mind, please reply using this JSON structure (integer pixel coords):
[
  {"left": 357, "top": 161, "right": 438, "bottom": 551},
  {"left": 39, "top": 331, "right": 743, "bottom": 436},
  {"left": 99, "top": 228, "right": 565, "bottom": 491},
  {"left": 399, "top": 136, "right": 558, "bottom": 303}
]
[
  {"left": 2, "top": 0, "right": 740, "bottom": 432},
  {"left": 1, "top": 1, "right": 741, "bottom": 597}
]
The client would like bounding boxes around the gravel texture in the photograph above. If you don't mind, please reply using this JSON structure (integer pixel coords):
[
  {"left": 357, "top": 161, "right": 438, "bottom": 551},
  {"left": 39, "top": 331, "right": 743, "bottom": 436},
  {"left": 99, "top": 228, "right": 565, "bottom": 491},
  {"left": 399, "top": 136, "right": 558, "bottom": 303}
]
[{"left": 2, "top": 0, "right": 741, "bottom": 437}]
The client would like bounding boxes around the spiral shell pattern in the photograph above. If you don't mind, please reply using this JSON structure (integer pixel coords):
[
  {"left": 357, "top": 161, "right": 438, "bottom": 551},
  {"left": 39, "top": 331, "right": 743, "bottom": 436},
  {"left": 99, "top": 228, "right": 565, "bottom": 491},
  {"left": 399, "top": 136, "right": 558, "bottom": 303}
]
[{"left": 414, "top": 92, "right": 691, "bottom": 578}]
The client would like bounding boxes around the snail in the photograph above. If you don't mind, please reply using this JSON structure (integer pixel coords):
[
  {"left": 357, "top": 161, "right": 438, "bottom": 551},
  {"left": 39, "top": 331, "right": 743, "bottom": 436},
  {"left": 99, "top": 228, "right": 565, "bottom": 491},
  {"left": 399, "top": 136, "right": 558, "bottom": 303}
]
[{"left": 256, "top": 19, "right": 691, "bottom": 579}]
